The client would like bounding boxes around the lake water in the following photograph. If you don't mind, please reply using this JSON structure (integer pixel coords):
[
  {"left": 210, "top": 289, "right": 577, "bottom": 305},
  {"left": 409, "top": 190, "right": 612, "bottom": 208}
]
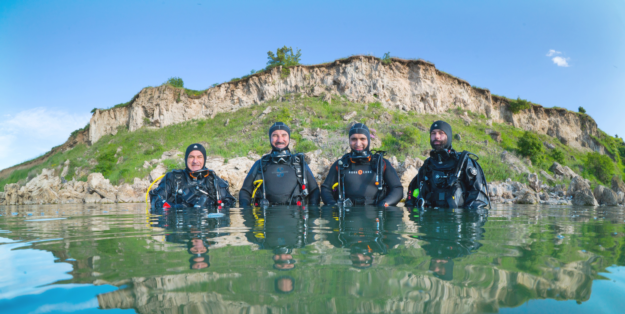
[{"left": 0, "top": 204, "right": 623, "bottom": 314}]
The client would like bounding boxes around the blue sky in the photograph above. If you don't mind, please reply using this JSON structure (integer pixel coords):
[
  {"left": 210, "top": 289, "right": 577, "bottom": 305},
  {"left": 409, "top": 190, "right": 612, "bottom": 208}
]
[{"left": 1, "top": 0, "right": 624, "bottom": 170}]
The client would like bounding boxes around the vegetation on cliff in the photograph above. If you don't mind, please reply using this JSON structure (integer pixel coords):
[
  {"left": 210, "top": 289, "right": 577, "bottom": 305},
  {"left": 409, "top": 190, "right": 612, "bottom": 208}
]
[
  {"left": 2, "top": 51, "right": 625, "bottom": 192},
  {"left": 3, "top": 90, "right": 623, "bottom": 192}
]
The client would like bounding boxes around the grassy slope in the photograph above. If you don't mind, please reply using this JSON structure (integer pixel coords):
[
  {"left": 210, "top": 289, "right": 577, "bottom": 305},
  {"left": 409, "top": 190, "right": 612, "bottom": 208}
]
[{"left": 0, "top": 93, "right": 623, "bottom": 191}]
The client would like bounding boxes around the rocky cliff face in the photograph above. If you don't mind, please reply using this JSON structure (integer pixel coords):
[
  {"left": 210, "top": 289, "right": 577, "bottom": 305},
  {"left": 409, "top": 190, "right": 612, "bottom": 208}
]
[{"left": 89, "top": 56, "right": 600, "bottom": 151}]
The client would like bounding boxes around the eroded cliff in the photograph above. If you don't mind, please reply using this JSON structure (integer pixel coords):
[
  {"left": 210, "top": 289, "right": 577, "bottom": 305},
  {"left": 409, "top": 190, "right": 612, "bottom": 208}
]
[{"left": 89, "top": 56, "right": 600, "bottom": 151}]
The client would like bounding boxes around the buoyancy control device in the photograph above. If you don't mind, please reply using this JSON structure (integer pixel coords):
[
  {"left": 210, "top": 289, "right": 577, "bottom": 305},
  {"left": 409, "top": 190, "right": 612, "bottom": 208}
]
[
  {"left": 154, "top": 169, "right": 235, "bottom": 209},
  {"left": 252, "top": 151, "right": 310, "bottom": 207},
  {"left": 334, "top": 151, "right": 387, "bottom": 206},
  {"left": 415, "top": 150, "right": 489, "bottom": 208}
]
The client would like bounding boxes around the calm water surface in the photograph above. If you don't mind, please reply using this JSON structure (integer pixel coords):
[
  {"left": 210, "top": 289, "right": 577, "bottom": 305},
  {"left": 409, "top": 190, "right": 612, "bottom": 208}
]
[{"left": 0, "top": 204, "right": 624, "bottom": 314}]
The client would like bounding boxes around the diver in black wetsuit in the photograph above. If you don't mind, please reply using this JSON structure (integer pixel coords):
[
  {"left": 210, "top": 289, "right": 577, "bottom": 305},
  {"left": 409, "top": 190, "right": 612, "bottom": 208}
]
[
  {"left": 408, "top": 208, "right": 487, "bottom": 280},
  {"left": 321, "top": 123, "right": 403, "bottom": 207},
  {"left": 405, "top": 121, "right": 490, "bottom": 209},
  {"left": 149, "top": 143, "right": 236, "bottom": 209},
  {"left": 239, "top": 122, "right": 320, "bottom": 207}
]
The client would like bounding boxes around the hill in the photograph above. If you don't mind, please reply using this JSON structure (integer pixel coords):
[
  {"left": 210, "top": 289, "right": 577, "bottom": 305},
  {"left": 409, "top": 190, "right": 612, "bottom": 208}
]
[{"left": 1, "top": 55, "right": 624, "bottom": 206}]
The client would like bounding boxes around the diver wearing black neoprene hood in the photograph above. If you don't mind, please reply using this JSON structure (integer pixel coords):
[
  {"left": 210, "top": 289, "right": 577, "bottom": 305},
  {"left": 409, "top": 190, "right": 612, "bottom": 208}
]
[
  {"left": 405, "top": 120, "right": 490, "bottom": 209},
  {"left": 239, "top": 122, "right": 320, "bottom": 207},
  {"left": 321, "top": 123, "right": 403, "bottom": 206},
  {"left": 149, "top": 143, "right": 236, "bottom": 209}
]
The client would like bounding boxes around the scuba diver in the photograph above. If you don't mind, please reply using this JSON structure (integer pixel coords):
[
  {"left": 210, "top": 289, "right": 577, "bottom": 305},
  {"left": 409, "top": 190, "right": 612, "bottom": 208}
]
[
  {"left": 408, "top": 208, "right": 487, "bottom": 280},
  {"left": 152, "top": 205, "right": 232, "bottom": 270},
  {"left": 239, "top": 122, "right": 320, "bottom": 207},
  {"left": 321, "top": 123, "right": 403, "bottom": 207},
  {"left": 149, "top": 143, "right": 236, "bottom": 210},
  {"left": 242, "top": 206, "right": 314, "bottom": 271},
  {"left": 326, "top": 206, "right": 404, "bottom": 269},
  {"left": 405, "top": 121, "right": 490, "bottom": 209}
]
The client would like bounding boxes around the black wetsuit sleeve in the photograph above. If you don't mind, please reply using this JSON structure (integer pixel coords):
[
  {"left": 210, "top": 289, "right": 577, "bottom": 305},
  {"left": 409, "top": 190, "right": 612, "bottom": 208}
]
[
  {"left": 304, "top": 165, "right": 320, "bottom": 205},
  {"left": 378, "top": 159, "right": 403, "bottom": 206},
  {"left": 238, "top": 160, "right": 261, "bottom": 208},
  {"left": 321, "top": 160, "right": 340, "bottom": 205},
  {"left": 150, "top": 172, "right": 175, "bottom": 205},
  {"left": 462, "top": 158, "right": 490, "bottom": 209}
]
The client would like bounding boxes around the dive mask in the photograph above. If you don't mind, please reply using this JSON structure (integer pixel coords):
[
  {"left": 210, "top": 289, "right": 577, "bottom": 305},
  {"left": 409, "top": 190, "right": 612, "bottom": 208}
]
[
  {"left": 270, "top": 149, "right": 291, "bottom": 164},
  {"left": 349, "top": 149, "right": 371, "bottom": 161},
  {"left": 188, "top": 169, "right": 210, "bottom": 179}
]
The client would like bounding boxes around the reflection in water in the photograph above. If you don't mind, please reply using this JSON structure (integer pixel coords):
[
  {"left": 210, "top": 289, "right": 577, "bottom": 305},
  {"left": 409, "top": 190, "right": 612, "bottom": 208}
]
[
  {"left": 0, "top": 204, "right": 624, "bottom": 313},
  {"left": 411, "top": 208, "right": 487, "bottom": 281}
]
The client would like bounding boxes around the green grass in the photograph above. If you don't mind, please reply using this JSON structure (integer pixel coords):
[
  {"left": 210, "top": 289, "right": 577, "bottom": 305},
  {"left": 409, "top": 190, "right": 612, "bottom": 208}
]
[{"left": 2, "top": 94, "right": 624, "bottom": 191}]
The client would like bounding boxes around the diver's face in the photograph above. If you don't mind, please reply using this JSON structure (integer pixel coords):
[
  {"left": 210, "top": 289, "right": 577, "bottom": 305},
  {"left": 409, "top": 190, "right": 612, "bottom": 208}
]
[
  {"left": 190, "top": 238, "right": 207, "bottom": 254},
  {"left": 271, "top": 130, "right": 290, "bottom": 149},
  {"left": 430, "top": 129, "right": 448, "bottom": 151},
  {"left": 349, "top": 134, "right": 368, "bottom": 152},
  {"left": 187, "top": 150, "right": 205, "bottom": 171}
]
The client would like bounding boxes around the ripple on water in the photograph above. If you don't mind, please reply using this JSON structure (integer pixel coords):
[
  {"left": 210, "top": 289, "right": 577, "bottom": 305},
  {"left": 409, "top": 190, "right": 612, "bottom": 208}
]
[{"left": 0, "top": 203, "right": 623, "bottom": 314}]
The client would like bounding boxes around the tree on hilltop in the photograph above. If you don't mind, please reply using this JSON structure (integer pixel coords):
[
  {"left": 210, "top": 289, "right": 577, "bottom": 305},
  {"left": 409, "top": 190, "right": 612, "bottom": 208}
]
[{"left": 266, "top": 46, "right": 302, "bottom": 70}]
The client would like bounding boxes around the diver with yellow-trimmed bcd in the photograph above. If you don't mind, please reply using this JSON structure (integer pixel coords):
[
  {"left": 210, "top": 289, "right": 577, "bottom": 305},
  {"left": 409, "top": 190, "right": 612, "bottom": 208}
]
[{"left": 239, "top": 122, "right": 320, "bottom": 207}]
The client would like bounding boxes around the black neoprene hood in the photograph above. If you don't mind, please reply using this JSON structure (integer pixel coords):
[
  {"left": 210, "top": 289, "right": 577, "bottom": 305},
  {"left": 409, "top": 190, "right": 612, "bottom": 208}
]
[
  {"left": 349, "top": 123, "right": 371, "bottom": 151},
  {"left": 269, "top": 122, "right": 291, "bottom": 151},
  {"left": 430, "top": 120, "right": 453, "bottom": 150},
  {"left": 185, "top": 143, "right": 207, "bottom": 170}
]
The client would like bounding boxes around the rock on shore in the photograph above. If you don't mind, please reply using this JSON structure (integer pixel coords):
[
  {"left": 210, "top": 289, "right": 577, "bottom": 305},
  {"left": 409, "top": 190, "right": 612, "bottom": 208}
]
[{"left": 1, "top": 155, "right": 621, "bottom": 207}]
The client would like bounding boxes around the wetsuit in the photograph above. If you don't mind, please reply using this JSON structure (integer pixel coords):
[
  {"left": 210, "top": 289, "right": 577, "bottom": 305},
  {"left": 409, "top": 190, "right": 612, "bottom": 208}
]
[
  {"left": 150, "top": 167, "right": 236, "bottom": 209},
  {"left": 239, "top": 152, "right": 320, "bottom": 207},
  {"left": 405, "top": 149, "right": 489, "bottom": 209},
  {"left": 320, "top": 154, "right": 403, "bottom": 206}
]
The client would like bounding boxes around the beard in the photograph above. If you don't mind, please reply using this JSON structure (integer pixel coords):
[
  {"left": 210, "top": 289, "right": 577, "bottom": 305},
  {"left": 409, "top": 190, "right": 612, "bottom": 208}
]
[{"left": 430, "top": 138, "right": 448, "bottom": 151}]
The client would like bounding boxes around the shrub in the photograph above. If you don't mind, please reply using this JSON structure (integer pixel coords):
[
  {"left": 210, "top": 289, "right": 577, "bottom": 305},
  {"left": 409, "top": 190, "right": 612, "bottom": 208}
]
[
  {"left": 93, "top": 149, "right": 117, "bottom": 177},
  {"left": 585, "top": 151, "right": 615, "bottom": 184},
  {"left": 550, "top": 149, "right": 565, "bottom": 164},
  {"left": 382, "top": 52, "right": 391, "bottom": 65},
  {"left": 508, "top": 97, "right": 532, "bottom": 114},
  {"left": 578, "top": 106, "right": 586, "bottom": 114},
  {"left": 517, "top": 131, "right": 544, "bottom": 164},
  {"left": 167, "top": 77, "right": 184, "bottom": 88},
  {"left": 70, "top": 123, "right": 90, "bottom": 138}
]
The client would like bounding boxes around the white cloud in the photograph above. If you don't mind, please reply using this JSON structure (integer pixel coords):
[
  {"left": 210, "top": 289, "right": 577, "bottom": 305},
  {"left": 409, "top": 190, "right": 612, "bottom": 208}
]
[
  {"left": 0, "top": 108, "right": 91, "bottom": 170},
  {"left": 546, "top": 49, "right": 561, "bottom": 57},
  {"left": 546, "top": 49, "right": 570, "bottom": 67},
  {"left": 552, "top": 56, "right": 570, "bottom": 67}
]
